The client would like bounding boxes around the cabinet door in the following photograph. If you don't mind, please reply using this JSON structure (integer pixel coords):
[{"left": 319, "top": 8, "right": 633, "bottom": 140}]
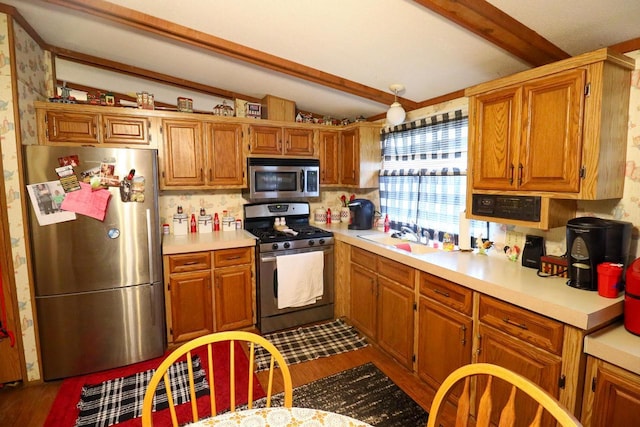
[
  {"left": 161, "top": 119, "right": 204, "bottom": 187},
  {"left": 319, "top": 130, "right": 339, "bottom": 184},
  {"left": 471, "top": 86, "right": 521, "bottom": 190},
  {"left": 205, "top": 123, "right": 244, "bottom": 186},
  {"left": 340, "top": 128, "right": 359, "bottom": 186},
  {"left": 214, "top": 265, "right": 253, "bottom": 331},
  {"left": 169, "top": 270, "right": 213, "bottom": 342},
  {"left": 519, "top": 69, "right": 585, "bottom": 192},
  {"left": 103, "top": 114, "right": 149, "bottom": 145},
  {"left": 377, "top": 276, "right": 414, "bottom": 368},
  {"left": 349, "top": 263, "right": 377, "bottom": 340},
  {"left": 44, "top": 110, "right": 100, "bottom": 144},
  {"left": 284, "top": 128, "right": 314, "bottom": 156},
  {"left": 249, "top": 125, "right": 282, "bottom": 155},
  {"left": 417, "top": 297, "right": 472, "bottom": 400},
  {"left": 586, "top": 357, "right": 640, "bottom": 427},
  {"left": 477, "top": 324, "right": 562, "bottom": 427}
]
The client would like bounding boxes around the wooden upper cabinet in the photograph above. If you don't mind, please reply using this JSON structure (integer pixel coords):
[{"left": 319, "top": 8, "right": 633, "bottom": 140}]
[
  {"left": 519, "top": 69, "right": 584, "bottom": 192},
  {"left": 471, "top": 86, "right": 521, "bottom": 190},
  {"left": 467, "top": 48, "right": 633, "bottom": 200},
  {"left": 471, "top": 69, "right": 584, "bottom": 193},
  {"left": 248, "top": 125, "right": 282, "bottom": 155},
  {"left": 205, "top": 123, "right": 244, "bottom": 186},
  {"left": 340, "top": 128, "right": 359, "bottom": 186},
  {"left": 161, "top": 119, "right": 205, "bottom": 187},
  {"left": 283, "top": 127, "right": 314, "bottom": 156},
  {"left": 248, "top": 124, "right": 314, "bottom": 156},
  {"left": 103, "top": 114, "right": 150, "bottom": 145},
  {"left": 43, "top": 110, "right": 100, "bottom": 144},
  {"left": 319, "top": 130, "right": 339, "bottom": 184}
]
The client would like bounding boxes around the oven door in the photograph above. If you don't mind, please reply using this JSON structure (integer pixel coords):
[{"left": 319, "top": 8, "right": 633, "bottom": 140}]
[{"left": 259, "top": 246, "right": 334, "bottom": 318}]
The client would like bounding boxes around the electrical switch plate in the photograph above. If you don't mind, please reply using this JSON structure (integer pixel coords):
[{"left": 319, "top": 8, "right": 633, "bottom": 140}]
[{"left": 506, "top": 230, "right": 524, "bottom": 249}]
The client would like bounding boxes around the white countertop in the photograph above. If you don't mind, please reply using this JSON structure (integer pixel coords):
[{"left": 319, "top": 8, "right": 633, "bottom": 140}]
[
  {"left": 162, "top": 230, "right": 256, "bottom": 255},
  {"left": 584, "top": 322, "right": 640, "bottom": 375},
  {"left": 326, "top": 224, "right": 622, "bottom": 331}
]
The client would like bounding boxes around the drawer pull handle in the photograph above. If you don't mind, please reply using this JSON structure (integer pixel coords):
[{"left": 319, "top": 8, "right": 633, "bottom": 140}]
[
  {"left": 433, "top": 288, "right": 450, "bottom": 298},
  {"left": 503, "top": 317, "right": 528, "bottom": 330},
  {"left": 225, "top": 256, "right": 242, "bottom": 261},
  {"left": 184, "top": 261, "right": 199, "bottom": 265}
]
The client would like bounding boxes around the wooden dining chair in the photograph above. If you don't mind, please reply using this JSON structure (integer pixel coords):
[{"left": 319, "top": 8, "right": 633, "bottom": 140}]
[
  {"left": 426, "top": 363, "right": 582, "bottom": 427},
  {"left": 141, "top": 331, "right": 293, "bottom": 427}
]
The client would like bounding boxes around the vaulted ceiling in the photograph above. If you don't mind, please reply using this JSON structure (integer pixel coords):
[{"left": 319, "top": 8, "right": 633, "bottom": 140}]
[{"left": 4, "top": 0, "right": 640, "bottom": 120}]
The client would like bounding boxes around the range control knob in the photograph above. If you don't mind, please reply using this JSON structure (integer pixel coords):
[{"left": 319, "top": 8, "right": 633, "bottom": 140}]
[
  {"left": 271, "top": 243, "right": 279, "bottom": 250},
  {"left": 309, "top": 240, "right": 315, "bottom": 246},
  {"left": 319, "top": 239, "right": 325, "bottom": 245},
  {"left": 283, "top": 242, "right": 291, "bottom": 249}
]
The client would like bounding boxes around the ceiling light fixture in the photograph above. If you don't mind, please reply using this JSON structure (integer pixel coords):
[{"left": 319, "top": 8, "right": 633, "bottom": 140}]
[{"left": 386, "top": 83, "right": 406, "bottom": 126}]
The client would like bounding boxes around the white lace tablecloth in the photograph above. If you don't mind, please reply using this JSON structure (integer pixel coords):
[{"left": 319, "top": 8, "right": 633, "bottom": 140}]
[{"left": 187, "top": 407, "right": 373, "bottom": 426}]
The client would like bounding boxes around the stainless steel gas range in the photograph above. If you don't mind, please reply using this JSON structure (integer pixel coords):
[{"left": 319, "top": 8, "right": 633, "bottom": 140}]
[{"left": 244, "top": 202, "right": 334, "bottom": 333}]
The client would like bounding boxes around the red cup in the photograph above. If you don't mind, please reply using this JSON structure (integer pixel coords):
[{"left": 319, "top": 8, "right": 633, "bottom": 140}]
[{"left": 597, "top": 262, "right": 623, "bottom": 298}]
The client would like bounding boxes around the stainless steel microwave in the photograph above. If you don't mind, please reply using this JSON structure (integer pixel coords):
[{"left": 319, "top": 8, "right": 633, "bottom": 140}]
[{"left": 245, "top": 158, "right": 320, "bottom": 200}]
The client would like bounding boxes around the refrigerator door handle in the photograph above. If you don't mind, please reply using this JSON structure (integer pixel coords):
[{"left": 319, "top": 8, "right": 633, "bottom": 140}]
[{"left": 146, "top": 208, "right": 154, "bottom": 282}]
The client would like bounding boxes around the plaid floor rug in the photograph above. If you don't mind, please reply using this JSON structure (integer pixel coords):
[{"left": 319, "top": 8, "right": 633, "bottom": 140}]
[
  {"left": 237, "top": 363, "right": 428, "bottom": 426},
  {"left": 75, "top": 356, "right": 209, "bottom": 427},
  {"left": 254, "top": 319, "right": 368, "bottom": 371}
]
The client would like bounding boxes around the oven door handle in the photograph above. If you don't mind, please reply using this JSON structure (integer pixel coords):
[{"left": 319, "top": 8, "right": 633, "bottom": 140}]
[{"left": 261, "top": 256, "right": 277, "bottom": 263}]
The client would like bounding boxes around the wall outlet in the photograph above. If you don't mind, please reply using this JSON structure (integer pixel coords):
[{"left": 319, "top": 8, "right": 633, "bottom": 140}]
[{"left": 505, "top": 230, "right": 524, "bottom": 249}]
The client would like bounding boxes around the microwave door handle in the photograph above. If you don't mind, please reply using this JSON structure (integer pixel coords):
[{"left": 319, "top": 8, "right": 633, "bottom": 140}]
[{"left": 300, "top": 169, "right": 305, "bottom": 192}]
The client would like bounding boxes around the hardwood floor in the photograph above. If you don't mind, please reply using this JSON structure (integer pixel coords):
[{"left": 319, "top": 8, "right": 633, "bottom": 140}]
[{"left": 0, "top": 343, "right": 434, "bottom": 427}]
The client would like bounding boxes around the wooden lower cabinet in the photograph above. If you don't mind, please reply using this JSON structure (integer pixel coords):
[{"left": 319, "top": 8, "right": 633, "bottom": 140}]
[
  {"left": 582, "top": 356, "right": 640, "bottom": 427},
  {"left": 349, "top": 263, "right": 377, "bottom": 339},
  {"left": 164, "top": 247, "right": 255, "bottom": 344},
  {"left": 213, "top": 247, "right": 254, "bottom": 331},
  {"left": 169, "top": 270, "right": 213, "bottom": 342},
  {"left": 417, "top": 297, "right": 472, "bottom": 400},
  {"left": 377, "top": 276, "right": 414, "bottom": 367},
  {"left": 348, "top": 247, "right": 415, "bottom": 368}
]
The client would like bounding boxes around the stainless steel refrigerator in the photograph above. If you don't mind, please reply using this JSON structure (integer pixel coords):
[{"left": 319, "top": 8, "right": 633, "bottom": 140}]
[{"left": 23, "top": 145, "right": 165, "bottom": 380}]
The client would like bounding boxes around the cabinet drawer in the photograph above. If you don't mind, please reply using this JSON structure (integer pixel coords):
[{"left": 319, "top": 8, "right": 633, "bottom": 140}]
[
  {"left": 214, "top": 247, "right": 252, "bottom": 267},
  {"left": 168, "top": 252, "right": 211, "bottom": 273},
  {"left": 478, "top": 295, "right": 563, "bottom": 355},
  {"left": 420, "top": 273, "right": 473, "bottom": 316},
  {"left": 377, "top": 256, "right": 414, "bottom": 289},
  {"left": 351, "top": 247, "right": 377, "bottom": 271}
]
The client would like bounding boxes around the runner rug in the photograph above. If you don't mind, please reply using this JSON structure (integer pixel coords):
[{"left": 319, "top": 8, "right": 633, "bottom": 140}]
[
  {"left": 75, "top": 356, "right": 208, "bottom": 427},
  {"left": 248, "top": 362, "right": 429, "bottom": 427},
  {"left": 254, "top": 319, "right": 368, "bottom": 371},
  {"left": 44, "top": 341, "right": 265, "bottom": 427}
]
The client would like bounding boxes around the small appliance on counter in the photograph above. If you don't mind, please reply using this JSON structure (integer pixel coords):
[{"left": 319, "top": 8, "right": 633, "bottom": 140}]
[
  {"left": 566, "top": 217, "right": 632, "bottom": 291},
  {"left": 625, "top": 257, "right": 640, "bottom": 335},
  {"left": 348, "top": 199, "right": 375, "bottom": 230},
  {"left": 522, "top": 235, "right": 544, "bottom": 269}
]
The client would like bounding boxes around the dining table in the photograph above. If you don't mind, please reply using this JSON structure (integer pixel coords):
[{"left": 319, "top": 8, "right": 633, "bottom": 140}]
[{"left": 185, "top": 406, "right": 373, "bottom": 426}]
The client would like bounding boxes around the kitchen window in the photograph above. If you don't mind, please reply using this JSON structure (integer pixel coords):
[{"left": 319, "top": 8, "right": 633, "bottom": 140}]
[{"left": 379, "top": 109, "right": 488, "bottom": 246}]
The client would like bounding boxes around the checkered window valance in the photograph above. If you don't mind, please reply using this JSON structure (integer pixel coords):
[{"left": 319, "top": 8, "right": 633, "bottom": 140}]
[{"left": 380, "top": 109, "right": 468, "bottom": 176}]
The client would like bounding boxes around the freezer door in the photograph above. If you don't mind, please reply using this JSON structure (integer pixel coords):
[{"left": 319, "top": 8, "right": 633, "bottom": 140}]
[
  {"left": 37, "top": 282, "right": 165, "bottom": 380},
  {"left": 24, "top": 145, "right": 161, "bottom": 296}
]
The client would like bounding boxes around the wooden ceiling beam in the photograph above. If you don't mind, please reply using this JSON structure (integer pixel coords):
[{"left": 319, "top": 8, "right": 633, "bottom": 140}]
[
  {"left": 51, "top": 47, "right": 261, "bottom": 103},
  {"left": 44, "top": 0, "right": 417, "bottom": 109},
  {"left": 412, "top": 0, "right": 570, "bottom": 66}
]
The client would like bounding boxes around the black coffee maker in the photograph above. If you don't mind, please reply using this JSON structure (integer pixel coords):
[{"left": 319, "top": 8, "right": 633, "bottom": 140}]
[
  {"left": 348, "top": 199, "right": 375, "bottom": 230},
  {"left": 566, "top": 217, "right": 632, "bottom": 290}
]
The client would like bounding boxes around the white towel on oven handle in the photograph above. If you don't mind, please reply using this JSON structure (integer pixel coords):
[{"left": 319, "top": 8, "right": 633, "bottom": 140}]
[{"left": 276, "top": 251, "right": 324, "bottom": 309}]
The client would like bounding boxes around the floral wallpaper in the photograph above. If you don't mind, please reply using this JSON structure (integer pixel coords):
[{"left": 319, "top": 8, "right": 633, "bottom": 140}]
[{"left": 0, "top": 15, "right": 50, "bottom": 381}]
